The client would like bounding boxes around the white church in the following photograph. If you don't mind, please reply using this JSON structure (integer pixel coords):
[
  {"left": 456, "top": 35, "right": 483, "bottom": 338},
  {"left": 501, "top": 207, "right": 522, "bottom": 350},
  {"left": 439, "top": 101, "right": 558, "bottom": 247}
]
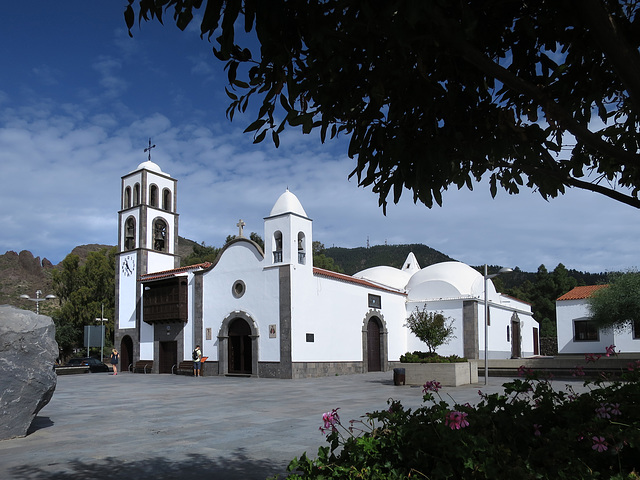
[{"left": 114, "top": 159, "right": 538, "bottom": 377}]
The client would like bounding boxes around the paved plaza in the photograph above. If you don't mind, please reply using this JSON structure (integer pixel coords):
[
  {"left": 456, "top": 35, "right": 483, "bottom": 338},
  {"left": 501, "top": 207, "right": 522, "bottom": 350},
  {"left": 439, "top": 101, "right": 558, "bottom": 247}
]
[{"left": 0, "top": 371, "right": 583, "bottom": 480}]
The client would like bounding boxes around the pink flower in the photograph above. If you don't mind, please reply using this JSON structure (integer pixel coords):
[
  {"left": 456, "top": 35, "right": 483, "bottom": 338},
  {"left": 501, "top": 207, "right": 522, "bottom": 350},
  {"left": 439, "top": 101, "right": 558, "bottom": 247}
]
[
  {"left": 422, "top": 380, "right": 442, "bottom": 393},
  {"left": 592, "top": 436, "right": 608, "bottom": 452},
  {"left": 595, "top": 403, "right": 611, "bottom": 419},
  {"left": 595, "top": 402, "right": 621, "bottom": 419},
  {"left": 517, "top": 365, "right": 533, "bottom": 377},
  {"left": 572, "top": 366, "right": 585, "bottom": 377},
  {"left": 319, "top": 408, "right": 340, "bottom": 434},
  {"left": 585, "top": 353, "right": 602, "bottom": 363},
  {"left": 445, "top": 411, "right": 469, "bottom": 430},
  {"left": 605, "top": 344, "right": 616, "bottom": 357},
  {"left": 533, "top": 424, "right": 542, "bottom": 436}
]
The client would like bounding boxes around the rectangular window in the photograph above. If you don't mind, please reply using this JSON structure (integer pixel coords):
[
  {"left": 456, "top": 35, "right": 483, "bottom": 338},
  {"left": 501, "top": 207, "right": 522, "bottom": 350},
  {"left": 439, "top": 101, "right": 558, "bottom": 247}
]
[
  {"left": 574, "top": 319, "right": 599, "bottom": 342},
  {"left": 634, "top": 319, "right": 640, "bottom": 339},
  {"left": 306, "top": 333, "right": 315, "bottom": 342},
  {"left": 368, "top": 294, "right": 381, "bottom": 309}
]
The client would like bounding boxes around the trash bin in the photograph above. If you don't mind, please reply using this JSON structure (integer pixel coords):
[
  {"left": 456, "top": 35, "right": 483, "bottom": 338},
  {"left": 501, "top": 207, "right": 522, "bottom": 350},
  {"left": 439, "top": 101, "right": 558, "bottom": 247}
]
[{"left": 393, "top": 367, "right": 405, "bottom": 386}]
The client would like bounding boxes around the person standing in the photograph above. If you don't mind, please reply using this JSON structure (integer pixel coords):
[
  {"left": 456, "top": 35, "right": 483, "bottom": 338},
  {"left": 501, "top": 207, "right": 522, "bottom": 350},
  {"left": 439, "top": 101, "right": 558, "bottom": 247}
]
[
  {"left": 110, "top": 348, "right": 119, "bottom": 375},
  {"left": 193, "top": 345, "right": 202, "bottom": 377}
]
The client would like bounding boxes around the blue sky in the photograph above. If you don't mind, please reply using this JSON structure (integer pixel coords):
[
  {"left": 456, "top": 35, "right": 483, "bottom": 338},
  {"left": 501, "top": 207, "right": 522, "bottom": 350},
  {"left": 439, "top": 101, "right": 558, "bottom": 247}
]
[{"left": 0, "top": 2, "right": 638, "bottom": 274}]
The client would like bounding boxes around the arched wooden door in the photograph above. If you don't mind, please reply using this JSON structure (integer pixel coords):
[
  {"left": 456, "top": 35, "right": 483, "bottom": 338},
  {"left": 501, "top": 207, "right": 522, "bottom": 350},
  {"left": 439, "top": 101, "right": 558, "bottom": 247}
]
[
  {"left": 367, "top": 317, "right": 382, "bottom": 372},
  {"left": 120, "top": 335, "right": 133, "bottom": 372},
  {"left": 228, "top": 318, "right": 252, "bottom": 374},
  {"left": 511, "top": 320, "right": 522, "bottom": 359}
]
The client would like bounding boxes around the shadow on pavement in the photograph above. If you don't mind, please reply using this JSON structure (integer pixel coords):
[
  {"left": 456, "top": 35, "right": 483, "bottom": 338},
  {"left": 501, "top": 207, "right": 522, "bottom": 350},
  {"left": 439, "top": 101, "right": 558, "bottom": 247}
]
[
  {"left": 9, "top": 450, "right": 292, "bottom": 480},
  {"left": 26, "top": 416, "right": 55, "bottom": 435}
]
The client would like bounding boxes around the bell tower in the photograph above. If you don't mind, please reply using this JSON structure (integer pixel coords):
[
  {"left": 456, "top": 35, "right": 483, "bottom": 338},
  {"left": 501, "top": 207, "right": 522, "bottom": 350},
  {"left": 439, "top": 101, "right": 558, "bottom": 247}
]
[{"left": 115, "top": 141, "right": 179, "bottom": 363}]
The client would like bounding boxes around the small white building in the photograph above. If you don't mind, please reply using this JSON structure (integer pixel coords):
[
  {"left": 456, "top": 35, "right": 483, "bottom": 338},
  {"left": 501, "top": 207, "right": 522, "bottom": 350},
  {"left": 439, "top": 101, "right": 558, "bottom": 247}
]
[
  {"left": 557, "top": 285, "right": 640, "bottom": 354},
  {"left": 114, "top": 160, "right": 538, "bottom": 377}
]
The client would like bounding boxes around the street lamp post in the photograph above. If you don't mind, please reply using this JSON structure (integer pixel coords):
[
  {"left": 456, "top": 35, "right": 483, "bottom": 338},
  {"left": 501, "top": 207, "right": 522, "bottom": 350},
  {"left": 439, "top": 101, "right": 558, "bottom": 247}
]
[
  {"left": 20, "top": 290, "right": 56, "bottom": 315},
  {"left": 484, "top": 265, "right": 513, "bottom": 385},
  {"left": 96, "top": 304, "right": 108, "bottom": 363}
]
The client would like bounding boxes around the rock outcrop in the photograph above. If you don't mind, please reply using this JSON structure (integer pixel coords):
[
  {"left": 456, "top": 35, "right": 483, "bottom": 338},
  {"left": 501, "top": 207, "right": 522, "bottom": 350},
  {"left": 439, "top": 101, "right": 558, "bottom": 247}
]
[{"left": 0, "top": 306, "right": 58, "bottom": 440}]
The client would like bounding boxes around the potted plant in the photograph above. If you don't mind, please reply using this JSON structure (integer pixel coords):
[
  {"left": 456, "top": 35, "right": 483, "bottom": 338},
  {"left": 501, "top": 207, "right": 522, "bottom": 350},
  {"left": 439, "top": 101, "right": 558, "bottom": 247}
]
[{"left": 399, "top": 306, "right": 478, "bottom": 386}]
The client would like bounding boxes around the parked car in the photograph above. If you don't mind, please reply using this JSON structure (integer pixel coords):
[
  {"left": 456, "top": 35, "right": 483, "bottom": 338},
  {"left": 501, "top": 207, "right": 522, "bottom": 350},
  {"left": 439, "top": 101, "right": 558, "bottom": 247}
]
[{"left": 64, "top": 357, "right": 110, "bottom": 373}]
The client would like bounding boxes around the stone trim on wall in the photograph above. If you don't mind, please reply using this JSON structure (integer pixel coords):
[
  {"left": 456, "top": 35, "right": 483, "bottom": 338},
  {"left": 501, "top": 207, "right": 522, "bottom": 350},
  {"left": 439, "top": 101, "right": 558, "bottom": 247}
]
[
  {"left": 217, "top": 310, "right": 260, "bottom": 377},
  {"left": 278, "top": 266, "right": 292, "bottom": 378},
  {"left": 463, "top": 300, "right": 479, "bottom": 359},
  {"left": 361, "top": 309, "right": 389, "bottom": 372}
]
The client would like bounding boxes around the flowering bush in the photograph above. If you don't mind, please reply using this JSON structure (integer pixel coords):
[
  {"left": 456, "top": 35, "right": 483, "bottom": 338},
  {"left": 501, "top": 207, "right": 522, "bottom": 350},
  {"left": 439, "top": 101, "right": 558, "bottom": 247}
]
[{"left": 278, "top": 347, "right": 640, "bottom": 480}]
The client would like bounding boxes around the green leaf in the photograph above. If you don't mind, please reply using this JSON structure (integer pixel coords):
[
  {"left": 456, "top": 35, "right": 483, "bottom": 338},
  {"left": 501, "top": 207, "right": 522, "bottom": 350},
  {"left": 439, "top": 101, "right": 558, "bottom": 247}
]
[
  {"left": 124, "top": 5, "right": 135, "bottom": 36},
  {"left": 244, "top": 118, "right": 266, "bottom": 133},
  {"left": 253, "top": 129, "right": 267, "bottom": 144},
  {"left": 225, "top": 87, "right": 238, "bottom": 101}
]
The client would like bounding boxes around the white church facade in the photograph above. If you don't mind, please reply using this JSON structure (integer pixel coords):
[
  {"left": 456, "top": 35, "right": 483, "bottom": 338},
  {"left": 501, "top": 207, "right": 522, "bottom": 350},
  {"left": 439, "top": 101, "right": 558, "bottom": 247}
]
[{"left": 114, "top": 160, "right": 538, "bottom": 377}]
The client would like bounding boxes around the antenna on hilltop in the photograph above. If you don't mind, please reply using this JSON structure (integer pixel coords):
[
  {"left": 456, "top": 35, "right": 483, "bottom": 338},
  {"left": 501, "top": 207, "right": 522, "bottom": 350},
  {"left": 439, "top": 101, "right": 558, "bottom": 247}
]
[{"left": 367, "top": 236, "right": 370, "bottom": 249}]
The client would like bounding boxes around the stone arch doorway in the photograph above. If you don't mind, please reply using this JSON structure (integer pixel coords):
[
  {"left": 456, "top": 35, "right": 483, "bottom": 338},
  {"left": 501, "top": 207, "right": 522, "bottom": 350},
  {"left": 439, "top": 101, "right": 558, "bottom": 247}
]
[
  {"left": 120, "top": 335, "right": 134, "bottom": 372},
  {"left": 362, "top": 311, "right": 388, "bottom": 372},
  {"left": 218, "top": 312, "right": 259, "bottom": 376}
]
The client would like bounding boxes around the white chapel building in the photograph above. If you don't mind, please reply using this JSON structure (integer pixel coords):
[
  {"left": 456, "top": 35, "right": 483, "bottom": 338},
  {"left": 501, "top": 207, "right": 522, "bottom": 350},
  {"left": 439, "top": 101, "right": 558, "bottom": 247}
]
[{"left": 114, "top": 160, "right": 538, "bottom": 377}]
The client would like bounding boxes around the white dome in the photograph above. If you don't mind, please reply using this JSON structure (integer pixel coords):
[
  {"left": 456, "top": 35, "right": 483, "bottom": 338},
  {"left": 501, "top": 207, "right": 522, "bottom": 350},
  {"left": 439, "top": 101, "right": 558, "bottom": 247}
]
[
  {"left": 354, "top": 254, "right": 420, "bottom": 290},
  {"left": 406, "top": 261, "right": 496, "bottom": 301},
  {"left": 269, "top": 189, "right": 308, "bottom": 217},
  {"left": 133, "top": 160, "right": 165, "bottom": 174},
  {"left": 354, "top": 266, "right": 412, "bottom": 291}
]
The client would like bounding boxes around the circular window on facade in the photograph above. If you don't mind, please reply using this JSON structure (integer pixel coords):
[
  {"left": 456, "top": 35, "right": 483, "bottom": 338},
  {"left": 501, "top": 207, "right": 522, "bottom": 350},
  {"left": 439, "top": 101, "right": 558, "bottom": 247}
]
[{"left": 232, "top": 280, "right": 246, "bottom": 298}]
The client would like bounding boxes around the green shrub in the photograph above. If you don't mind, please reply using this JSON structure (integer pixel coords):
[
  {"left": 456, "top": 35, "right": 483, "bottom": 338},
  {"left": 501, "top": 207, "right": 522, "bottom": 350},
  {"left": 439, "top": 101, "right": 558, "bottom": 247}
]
[
  {"left": 404, "top": 307, "right": 455, "bottom": 353},
  {"left": 399, "top": 351, "right": 467, "bottom": 363},
  {"left": 277, "top": 348, "right": 640, "bottom": 480}
]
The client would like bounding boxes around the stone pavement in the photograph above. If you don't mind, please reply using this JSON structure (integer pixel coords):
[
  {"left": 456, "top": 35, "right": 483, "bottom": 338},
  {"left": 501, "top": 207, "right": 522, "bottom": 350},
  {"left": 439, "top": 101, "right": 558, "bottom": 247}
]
[{"left": 0, "top": 371, "right": 586, "bottom": 480}]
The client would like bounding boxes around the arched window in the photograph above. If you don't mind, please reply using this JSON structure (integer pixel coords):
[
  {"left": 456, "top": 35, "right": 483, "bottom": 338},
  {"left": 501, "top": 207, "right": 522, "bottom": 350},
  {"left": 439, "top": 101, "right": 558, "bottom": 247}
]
[
  {"left": 162, "top": 188, "right": 172, "bottom": 211},
  {"left": 133, "top": 183, "right": 140, "bottom": 206},
  {"left": 124, "top": 186, "right": 132, "bottom": 209},
  {"left": 153, "top": 218, "right": 168, "bottom": 252},
  {"left": 150, "top": 184, "right": 158, "bottom": 207},
  {"left": 124, "top": 217, "right": 136, "bottom": 250},
  {"left": 273, "top": 231, "right": 283, "bottom": 263},
  {"left": 297, "top": 232, "right": 306, "bottom": 264}
]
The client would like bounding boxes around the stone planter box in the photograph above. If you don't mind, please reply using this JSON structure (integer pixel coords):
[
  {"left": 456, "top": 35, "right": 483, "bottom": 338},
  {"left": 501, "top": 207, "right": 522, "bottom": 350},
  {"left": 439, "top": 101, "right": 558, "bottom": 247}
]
[{"left": 400, "top": 360, "right": 478, "bottom": 387}]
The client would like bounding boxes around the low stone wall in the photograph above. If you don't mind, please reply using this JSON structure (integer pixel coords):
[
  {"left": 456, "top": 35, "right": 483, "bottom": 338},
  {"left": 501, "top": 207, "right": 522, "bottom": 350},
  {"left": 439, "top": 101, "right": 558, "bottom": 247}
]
[
  {"left": 486, "top": 356, "right": 638, "bottom": 379},
  {"left": 401, "top": 361, "right": 478, "bottom": 387},
  {"left": 291, "top": 362, "right": 365, "bottom": 379}
]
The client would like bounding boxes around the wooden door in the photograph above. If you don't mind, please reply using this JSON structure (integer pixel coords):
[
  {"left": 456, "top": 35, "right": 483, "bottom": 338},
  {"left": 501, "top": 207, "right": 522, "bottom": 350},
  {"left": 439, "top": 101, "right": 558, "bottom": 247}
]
[
  {"left": 511, "top": 320, "right": 521, "bottom": 359},
  {"left": 120, "top": 335, "right": 133, "bottom": 372},
  {"left": 367, "top": 318, "right": 382, "bottom": 372},
  {"left": 159, "top": 341, "right": 177, "bottom": 373},
  {"left": 228, "top": 319, "right": 252, "bottom": 374}
]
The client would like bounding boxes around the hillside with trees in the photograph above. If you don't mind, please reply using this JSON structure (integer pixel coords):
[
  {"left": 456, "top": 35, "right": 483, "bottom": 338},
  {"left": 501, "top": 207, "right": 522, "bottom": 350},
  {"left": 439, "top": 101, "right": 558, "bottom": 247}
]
[{"left": 3, "top": 237, "right": 608, "bottom": 358}]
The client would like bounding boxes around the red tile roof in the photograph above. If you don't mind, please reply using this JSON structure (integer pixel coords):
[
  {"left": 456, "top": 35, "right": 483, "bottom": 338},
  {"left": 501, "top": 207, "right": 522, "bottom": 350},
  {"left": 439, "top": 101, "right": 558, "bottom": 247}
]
[
  {"left": 557, "top": 285, "right": 608, "bottom": 301},
  {"left": 313, "top": 267, "right": 406, "bottom": 295},
  {"left": 140, "top": 262, "right": 212, "bottom": 282}
]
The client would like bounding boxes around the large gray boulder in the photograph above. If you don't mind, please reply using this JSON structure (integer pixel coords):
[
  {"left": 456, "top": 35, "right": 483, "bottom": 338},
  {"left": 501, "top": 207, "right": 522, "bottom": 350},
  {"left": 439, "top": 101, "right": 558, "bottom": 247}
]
[{"left": 0, "top": 305, "right": 58, "bottom": 440}]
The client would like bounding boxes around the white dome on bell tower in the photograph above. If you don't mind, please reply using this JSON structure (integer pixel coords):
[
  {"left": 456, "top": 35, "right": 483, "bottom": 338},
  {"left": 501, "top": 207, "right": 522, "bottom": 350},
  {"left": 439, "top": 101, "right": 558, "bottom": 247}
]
[{"left": 269, "top": 189, "right": 308, "bottom": 218}]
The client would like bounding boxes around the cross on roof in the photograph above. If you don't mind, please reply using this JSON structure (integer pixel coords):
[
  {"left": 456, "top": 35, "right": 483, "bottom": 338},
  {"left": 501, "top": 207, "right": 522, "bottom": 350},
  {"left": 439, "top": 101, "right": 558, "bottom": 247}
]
[
  {"left": 144, "top": 138, "right": 156, "bottom": 161},
  {"left": 237, "top": 219, "right": 246, "bottom": 237}
]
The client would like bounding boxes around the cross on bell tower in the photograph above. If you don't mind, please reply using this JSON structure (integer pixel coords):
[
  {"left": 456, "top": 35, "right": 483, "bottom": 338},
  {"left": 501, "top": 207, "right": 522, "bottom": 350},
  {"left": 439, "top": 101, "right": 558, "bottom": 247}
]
[{"left": 144, "top": 138, "right": 156, "bottom": 161}]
